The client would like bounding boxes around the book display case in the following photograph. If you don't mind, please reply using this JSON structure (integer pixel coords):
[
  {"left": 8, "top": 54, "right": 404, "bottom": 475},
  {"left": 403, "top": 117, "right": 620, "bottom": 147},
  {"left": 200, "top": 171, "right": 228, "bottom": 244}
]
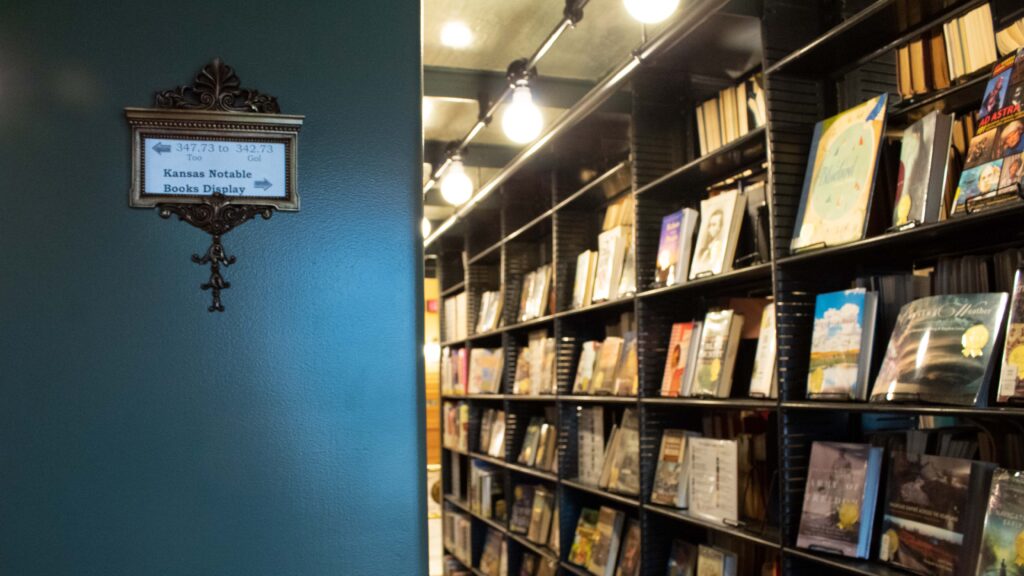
[{"left": 429, "top": 0, "right": 1024, "bottom": 574}]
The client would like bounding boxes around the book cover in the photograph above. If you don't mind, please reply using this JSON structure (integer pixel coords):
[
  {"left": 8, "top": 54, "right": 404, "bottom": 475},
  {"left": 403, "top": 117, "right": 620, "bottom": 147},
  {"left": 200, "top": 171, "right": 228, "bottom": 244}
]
[
  {"left": 608, "top": 409, "right": 640, "bottom": 496},
  {"left": 689, "top": 438, "right": 739, "bottom": 524},
  {"left": 796, "top": 442, "right": 883, "bottom": 558},
  {"left": 975, "top": 468, "right": 1024, "bottom": 575},
  {"left": 998, "top": 269, "right": 1024, "bottom": 402},
  {"left": 574, "top": 250, "right": 595, "bottom": 309},
  {"left": 667, "top": 540, "right": 697, "bottom": 576},
  {"left": 534, "top": 423, "right": 551, "bottom": 471},
  {"left": 616, "top": 240, "right": 636, "bottom": 299},
  {"left": 574, "top": 341, "right": 600, "bottom": 394},
  {"left": 651, "top": 429, "right": 690, "bottom": 507},
  {"left": 661, "top": 322, "right": 696, "bottom": 397},
  {"left": 578, "top": 407, "right": 605, "bottom": 486},
  {"left": 509, "top": 484, "right": 536, "bottom": 534},
  {"left": 593, "top": 227, "right": 627, "bottom": 303},
  {"left": 587, "top": 506, "right": 625, "bottom": 576},
  {"left": 527, "top": 487, "right": 554, "bottom": 544},
  {"left": 690, "top": 190, "right": 745, "bottom": 279},
  {"left": 513, "top": 348, "right": 531, "bottom": 395},
  {"left": 791, "top": 94, "right": 888, "bottom": 252},
  {"left": 893, "top": 111, "right": 955, "bottom": 227},
  {"left": 749, "top": 303, "right": 777, "bottom": 398},
  {"left": 807, "top": 289, "right": 877, "bottom": 400},
  {"left": 518, "top": 417, "right": 544, "bottom": 466},
  {"left": 879, "top": 452, "right": 987, "bottom": 576},
  {"left": 569, "top": 508, "right": 600, "bottom": 567},
  {"left": 591, "top": 337, "right": 624, "bottom": 395},
  {"left": 479, "top": 528, "right": 504, "bottom": 576},
  {"left": 657, "top": 211, "right": 684, "bottom": 286},
  {"left": 470, "top": 348, "right": 504, "bottom": 394},
  {"left": 614, "top": 519, "right": 641, "bottom": 576},
  {"left": 870, "top": 293, "right": 1009, "bottom": 406},
  {"left": 613, "top": 333, "right": 638, "bottom": 396},
  {"left": 696, "top": 545, "right": 728, "bottom": 576},
  {"left": 690, "top": 310, "right": 743, "bottom": 398}
]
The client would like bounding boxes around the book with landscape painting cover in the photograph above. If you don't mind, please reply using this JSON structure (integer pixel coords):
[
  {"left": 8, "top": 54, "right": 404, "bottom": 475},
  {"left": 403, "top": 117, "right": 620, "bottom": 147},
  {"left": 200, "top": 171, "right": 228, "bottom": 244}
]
[{"left": 806, "top": 289, "right": 877, "bottom": 400}]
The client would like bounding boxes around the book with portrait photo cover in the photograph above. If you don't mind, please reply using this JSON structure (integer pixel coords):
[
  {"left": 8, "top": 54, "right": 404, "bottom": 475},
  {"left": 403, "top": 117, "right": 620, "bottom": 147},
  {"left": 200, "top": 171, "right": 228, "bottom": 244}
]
[
  {"left": 869, "top": 293, "right": 1008, "bottom": 406},
  {"left": 689, "top": 190, "right": 745, "bottom": 280},
  {"left": 954, "top": 48, "right": 1024, "bottom": 214},
  {"left": 790, "top": 94, "right": 888, "bottom": 253}
]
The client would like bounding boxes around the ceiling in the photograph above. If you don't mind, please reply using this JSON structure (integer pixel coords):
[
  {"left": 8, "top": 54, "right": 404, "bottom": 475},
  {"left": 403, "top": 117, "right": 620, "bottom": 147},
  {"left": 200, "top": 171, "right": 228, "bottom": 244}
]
[{"left": 422, "top": 0, "right": 668, "bottom": 221}]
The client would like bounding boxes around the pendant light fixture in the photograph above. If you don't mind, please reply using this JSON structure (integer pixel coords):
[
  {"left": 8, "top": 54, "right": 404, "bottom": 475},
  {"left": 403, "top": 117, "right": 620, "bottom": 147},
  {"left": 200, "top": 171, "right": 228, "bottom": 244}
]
[
  {"left": 502, "top": 59, "right": 543, "bottom": 144},
  {"left": 440, "top": 155, "right": 473, "bottom": 205},
  {"left": 421, "top": 217, "right": 432, "bottom": 237},
  {"left": 623, "top": 0, "right": 680, "bottom": 24}
]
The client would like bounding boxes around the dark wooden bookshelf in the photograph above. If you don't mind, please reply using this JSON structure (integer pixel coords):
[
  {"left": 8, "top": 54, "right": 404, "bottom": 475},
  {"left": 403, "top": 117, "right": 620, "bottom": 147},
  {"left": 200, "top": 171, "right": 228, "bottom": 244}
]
[{"left": 433, "top": 1, "right": 1024, "bottom": 574}]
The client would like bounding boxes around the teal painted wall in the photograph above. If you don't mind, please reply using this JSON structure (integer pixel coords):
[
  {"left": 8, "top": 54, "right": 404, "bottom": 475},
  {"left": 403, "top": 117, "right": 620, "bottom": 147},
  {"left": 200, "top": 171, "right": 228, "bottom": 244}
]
[{"left": 0, "top": 2, "right": 425, "bottom": 575}]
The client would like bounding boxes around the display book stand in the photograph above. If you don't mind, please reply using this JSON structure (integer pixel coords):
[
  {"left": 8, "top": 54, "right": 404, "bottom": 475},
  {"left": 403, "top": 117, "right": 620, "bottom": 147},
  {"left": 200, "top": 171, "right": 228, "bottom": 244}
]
[{"left": 430, "top": 0, "right": 1024, "bottom": 574}]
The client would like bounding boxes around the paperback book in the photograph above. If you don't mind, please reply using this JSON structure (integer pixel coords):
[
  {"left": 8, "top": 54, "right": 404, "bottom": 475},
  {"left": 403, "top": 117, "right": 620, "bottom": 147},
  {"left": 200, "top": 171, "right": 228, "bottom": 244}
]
[
  {"left": 574, "top": 250, "right": 598, "bottom": 309},
  {"left": 696, "top": 545, "right": 737, "bottom": 576},
  {"left": 650, "top": 428, "right": 699, "bottom": 508},
  {"left": 998, "top": 268, "right": 1024, "bottom": 402},
  {"left": 574, "top": 341, "right": 600, "bottom": 394},
  {"left": 869, "top": 293, "right": 1009, "bottom": 406},
  {"left": 614, "top": 519, "right": 640, "bottom": 576},
  {"left": 587, "top": 506, "right": 625, "bottom": 576},
  {"left": 892, "top": 111, "right": 955, "bottom": 227},
  {"left": 510, "top": 485, "right": 536, "bottom": 534},
  {"left": 469, "top": 348, "right": 505, "bottom": 395},
  {"left": 667, "top": 540, "right": 697, "bottom": 576},
  {"left": 689, "top": 190, "right": 746, "bottom": 279},
  {"left": 661, "top": 322, "right": 697, "bottom": 397},
  {"left": 607, "top": 409, "right": 640, "bottom": 496},
  {"left": 688, "top": 437, "right": 739, "bottom": 524},
  {"left": 527, "top": 486, "right": 554, "bottom": 544},
  {"left": 593, "top": 226, "right": 628, "bottom": 303},
  {"left": 656, "top": 208, "right": 699, "bottom": 286},
  {"left": 689, "top": 309, "right": 744, "bottom": 398},
  {"left": 807, "top": 289, "right": 878, "bottom": 400},
  {"left": 748, "top": 303, "right": 777, "bottom": 398},
  {"left": 569, "top": 508, "right": 600, "bottom": 568},
  {"left": 591, "top": 336, "right": 624, "bottom": 395},
  {"left": 975, "top": 468, "right": 1024, "bottom": 575},
  {"left": 791, "top": 94, "right": 888, "bottom": 253},
  {"left": 796, "top": 442, "right": 883, "bottom": 559}
]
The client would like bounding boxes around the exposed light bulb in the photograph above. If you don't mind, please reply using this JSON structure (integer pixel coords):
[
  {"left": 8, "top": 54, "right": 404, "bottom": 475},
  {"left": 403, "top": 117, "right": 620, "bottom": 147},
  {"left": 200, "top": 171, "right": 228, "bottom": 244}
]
[
  {"left": 421, "top": 217, "right": 432, "bottom": 237},
  {"left": 423, "top": 99, "right": 433, "bottom": 124},
  {"left": 440, "top": 157, "right": 473, "bottom": 205},
  {"left": 441, "top": 21, "right": 473, "bottom": 48},
  {"left": 502, "top": 83, "right": 543, "bottom": 144},
  {"left": 623, "top": 0, "right": 680, "bottom": 23}
]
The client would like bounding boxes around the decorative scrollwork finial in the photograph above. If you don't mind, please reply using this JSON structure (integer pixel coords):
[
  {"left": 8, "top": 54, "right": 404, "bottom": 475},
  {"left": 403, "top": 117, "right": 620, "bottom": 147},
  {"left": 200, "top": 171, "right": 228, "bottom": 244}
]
[{"left": 155, "top": 58, "right": 280, "bottom": 113}]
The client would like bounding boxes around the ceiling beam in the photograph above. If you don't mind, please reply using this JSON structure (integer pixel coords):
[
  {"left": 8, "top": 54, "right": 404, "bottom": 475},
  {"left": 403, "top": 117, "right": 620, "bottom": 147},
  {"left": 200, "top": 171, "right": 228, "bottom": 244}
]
[{"left": 424, "top": 66, "right": 631, "bottom": 113}]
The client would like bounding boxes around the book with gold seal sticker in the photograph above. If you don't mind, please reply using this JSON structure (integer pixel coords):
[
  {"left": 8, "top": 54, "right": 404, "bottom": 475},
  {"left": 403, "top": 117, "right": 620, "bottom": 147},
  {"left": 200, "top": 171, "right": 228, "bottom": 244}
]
[
  {"left": 998, "top": 268, "right": 1024, "bottom": 403},
  {"left": 790, "top": 94, "right": 888, "bottom": 253},
  {"left": 869, "top": 293, "right": 1009, "bottom": 406}
]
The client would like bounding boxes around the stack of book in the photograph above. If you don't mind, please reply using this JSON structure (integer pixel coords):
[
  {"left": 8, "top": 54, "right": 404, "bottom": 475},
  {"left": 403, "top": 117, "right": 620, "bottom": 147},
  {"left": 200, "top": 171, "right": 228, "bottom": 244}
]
[
  {"left": 475, "top": 289, "right": 503, "bottom": 333},
  {"left": 441, "top": 346, "right": 468, "bottom": 395},
  {"left": 443, "top": 510, "right": 472, "bottom": 566},
  {"left": 572, "top": 195, "right": 635, "bottom": 309},
  {"left": 442, "top": 401, "right": 469, "bottom": 451},
  {"left": 695, "top": 73, "right": 766, "bottom": 156},
  {"left": 513, "top": 329, "right": 556, "bottom": 396},
  {"left": 516, "top": 416, "right": 558, "bottom": 473},
  {"left": 444, "top": 291, "right": 469, "bottom": 342},
  {"left": 997, "top": 15, "right": 1024, "bottom": 55},
  {"left": 468, "top": 348, "right": 503, "bottom": 394},
  {"left": 518, "top": 265, "right": 552, "bottom": 323},
  {"left": 469, "top": 460, "right": 506, "bottom": 521},
  {"left": 478, "top": 408, "right": 506, "bottom": 458}
]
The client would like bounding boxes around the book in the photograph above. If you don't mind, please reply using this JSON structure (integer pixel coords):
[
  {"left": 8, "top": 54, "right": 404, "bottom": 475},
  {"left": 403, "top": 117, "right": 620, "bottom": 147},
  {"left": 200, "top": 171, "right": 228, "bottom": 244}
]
[
  {"left": 689, "top": 190, "right": 746, "bottom": 279},
  {"left": 689, "top": 309, "right": 744, "bottom": 398},
  {"left": 742, "top": 181, "right": 771, "bottom": 264},
  {"left": 614, "top": 519, "right": 640, "bottom": 576},
  {"left": 513, "top": 348, "right": 532, "bottom": 395},
  {"left": 953, "top": 48, "right": 1024, "bottom": 214},
  {"left": 688, "top": 437, "right": 739, "bottom": 524},
  {"left": 533, "top": 423, "right": 553, "bottom": 471},
  {"left": 879, "top": 451, "right": 993, "bottom": 576},
  {"left": 578, "top": 407, "right": 605, "bottom": 486},
  {"left": 587, "top": 506, "right": 625, "bottom": 576},
  {"left": 869, "top": 293, "right": 1009, "bottom": 406},
  {"left": 469, "top": 348, "right": 505, "bottom": 394},
  {"left": 667, "top": 540, "right": 697, "bottom": 576},
  {"left": 518, "top": 417, "right": 544, "bottom": 467},
  {"left": 796, "top": 442, "right": 883, "bottom": 559},
  {"left": 488, "top": 411, "right": 506, "bottom": 457},
  {"left": 661, "top": 322, "right": 697, "bottom": 397},
  {"left": 476, "top": 290, "right": 503, "bottom": 334},
  {"left": 518, "top": 553, "right": 538, "bottom": 576},
  {"left": 598, "top": 425, "right": 619, "bottom": 490},
  {"left": 573, "top": 250, "right": 598, "bottom": 309},
  {"left": 656, "top": 208, "right": 699, "bottom": 286},
  {"left": 536, "top": 558, "right": 557, "bottom": 576},
  {"left": 510, "top": 484, "right": 536, "bottom": 534},
  {"left": 748, "top": 303, "right": 777, "bottom": 398},
  {"left": 591, "top": 336, "right": 624, "bottom": 395},
  {"left": 975, "top": 468, "right": 1024, "bottom": 575},
  {"left": 527, "top": 486, "right": 554, "bottom": 544},
  {"left": 607, "top": 409, "right": 640, "bottom": 496},
  {"left": 549, "top": 505, "right": 560, "bottom": 553},
  {"left": 790, "top": 94, "right": 888, "bottom": 253},
  {"left": 892, "top": 111, "right": 955, "bottom": 227},
  {"left": 696, "top": 545, "right": 737, "bottom": 576},
  {"left": 651, "top": 429, "right": 698, "bottom": 508},
  {"left": 592, "top": 226, "right": 628, "bottom": 303},
  {"left": 613, "top": 332, "right": 638, "bottom": 396},
  {"left": 616, "top": 240, "right": 636, "bottom": 299},
  {"left": 807, "top": 289, "right": 878, "bottom": 401},
  {"left": 568, "top": 508, "right": 600, "bottom": 567},
  {"left": 479, "top": 528, "right": 504, "bottom": 576},
  {"left": 518, "top": 271, "right": 536, "bottom": 323},
  {"left": 538, "top": 336, "right": 556, "bottom": 395},
  {"left": 574, "top": 341, "right": 600, "bottom": 394},
  {"left": 998, "top": 268, "right": 1024, "bottom": 402}
]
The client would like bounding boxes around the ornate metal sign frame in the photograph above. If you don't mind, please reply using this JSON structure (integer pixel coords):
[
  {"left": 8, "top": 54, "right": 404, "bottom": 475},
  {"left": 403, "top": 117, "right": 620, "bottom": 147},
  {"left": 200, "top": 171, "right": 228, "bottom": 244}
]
[{"left": 126, "top": 59, "right": 303, "bottom": 312}]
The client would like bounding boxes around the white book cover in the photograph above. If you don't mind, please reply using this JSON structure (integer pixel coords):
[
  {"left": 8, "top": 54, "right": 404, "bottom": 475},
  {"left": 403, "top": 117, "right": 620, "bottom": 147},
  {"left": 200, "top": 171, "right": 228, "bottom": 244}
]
[
  {"left": 577, "top": 406, "right": 605, "bottom": 486},
  {"left": 748, "top": 303, "right": 777, "bottom": 398},
  {"left": 688, "top": 438, "right": 739, "bottom": 524},
  {"left": 573, "top": 250, "right": 594, "bottom": 309},
  {"left": 573, "top": 341, "right": 600, "bottom": 394},
  {"left": 689, "top": 190, "right": 745, "bottom": 280},
  {"left": 592, "top": 226, "right": 626, "bottom": 302}
]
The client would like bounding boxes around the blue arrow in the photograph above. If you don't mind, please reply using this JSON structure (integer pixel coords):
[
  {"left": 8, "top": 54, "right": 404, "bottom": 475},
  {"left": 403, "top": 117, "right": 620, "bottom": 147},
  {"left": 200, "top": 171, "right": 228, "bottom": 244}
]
[
  {"left": 152, "top": 142, "right": 171, "bottom": 155},
  {"left": 254, "top": 179, "right": 272, "bottom": 191}
]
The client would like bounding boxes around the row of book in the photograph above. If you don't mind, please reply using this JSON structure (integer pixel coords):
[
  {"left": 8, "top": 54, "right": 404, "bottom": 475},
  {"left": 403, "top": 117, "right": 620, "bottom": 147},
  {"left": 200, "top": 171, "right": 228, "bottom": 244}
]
[
  {"left": 443, "top": 291, "right": 469, "bottom": 343},
  {"left": 794, "top": 439, "right": 1024, "bottom": 576},
  {"left": 572, "top": 312, "right": 638, "bottom": 397},
  {"left": 509, "top": 484, "right": 558, "bottom": 550},
  {"left": 695, "top": 73, "right": 767, "bottom": 157},
  {"left": 896, "top": 4, "right": 998, "bottom": 99},
  {"left": 516, "top": 416, "right": 558, "bottom": 473},
  {"left": 443, "top": 509, "right": 473, "bottom": 568},
  {"left": 573, "top": 195, "right": 637, "bottom": 311},
  {"left": 512, "top": 331, "right": 556, "bottom": 396},
  {"left": 470, "top": 460, "right": 506, "bottom": 521}
]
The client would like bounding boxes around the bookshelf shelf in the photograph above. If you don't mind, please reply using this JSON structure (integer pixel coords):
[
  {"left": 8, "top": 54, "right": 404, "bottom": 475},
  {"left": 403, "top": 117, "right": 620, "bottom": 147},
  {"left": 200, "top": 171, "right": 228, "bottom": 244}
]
[
  {"left": 435, "top": 1, "right": 1023, "bottom": 574},
  {"left": 561, "top": 478, "right": 641, "bottom": 508},
  {"left": 643, "top": 503, "right": 780, "bottom": 548},
  {"left": 445, "top": 494, "right": 508, "bottom": 535},
  {"left": 634, "top": 127, "right": 767, "bottom": 199},
  {"left": 504, "top": 531, "right": 558, "bottom": 563}
]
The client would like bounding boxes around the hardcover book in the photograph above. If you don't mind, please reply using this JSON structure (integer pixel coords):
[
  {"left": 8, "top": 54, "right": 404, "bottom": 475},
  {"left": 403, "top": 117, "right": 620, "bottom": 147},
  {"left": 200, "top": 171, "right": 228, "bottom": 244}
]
[
  {"left": 892, "top": 111, "right": 955, "bottom": 227},
  {"left": 614, "top": 519, "right": 641, "bottom": 576},
  {"left": 689, "top": 310, "right": 744, "bottom": 398},
  {"left": 748, "top": 303, "right": 777, "bottom": 398},
  {"left": 667, "top": 540, "right": 697, "bottom": 576},
  {"left": 998, "top": 268, "right": 1024, "bottom": 402},
  {"left": 689, "top": 190, "right": 746, "bottom": 279},
  {"left": 879, "top": 451, "right": 993, "bottom": 576},
  {"left": 869, "top": 293, "right": 1009, "bottom": 406},
  {"left": 656, "top": 208, "right": 699, "bottom": 286},
  {"left": 790, "top": 94, "right": 888, "bottom": 253},
  {"left": 796, "top": 442, "right": 883, "bottom": 559},
  {"left": 661, "top": 322, "right": 697, "bottom": 397},
  {"left": 807, "top": 289, "right": 878, "bottom": 401},
  {"left": 975, "top": 468, "right": 1024, "bottom": 575},
  {"left": 651, "top": 429, "right": 698, "bottom": 508},
  {"left": 569, "top": 508, "right": 600, "bottom": 568},
  {"left": 587, "top": 506, "right": 625, "bottom": 576},
  {"left": 688, "top": 437, "right": 739, "bottom": 524}
]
